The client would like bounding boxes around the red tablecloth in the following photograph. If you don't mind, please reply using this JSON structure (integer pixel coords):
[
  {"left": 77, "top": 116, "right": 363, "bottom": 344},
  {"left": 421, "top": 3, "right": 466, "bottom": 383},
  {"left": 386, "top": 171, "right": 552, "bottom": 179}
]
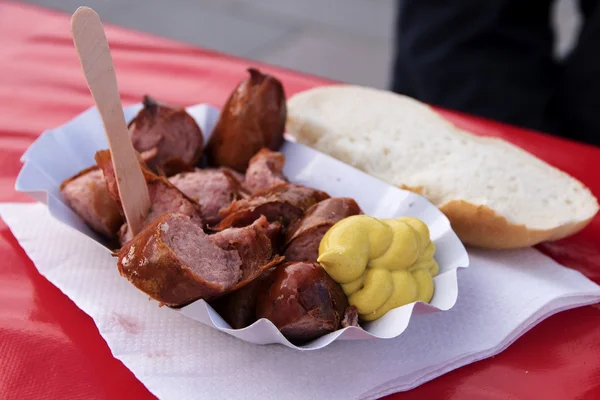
[{"left": 1, "top": 2, "right": 599, "bottom": 399}]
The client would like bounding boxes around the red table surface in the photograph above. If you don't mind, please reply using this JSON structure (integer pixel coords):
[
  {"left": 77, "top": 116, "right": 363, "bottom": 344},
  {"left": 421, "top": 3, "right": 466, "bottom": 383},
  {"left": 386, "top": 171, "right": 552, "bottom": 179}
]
[{"left": 1, "top": 2, "right": 599, "bottom": 399}]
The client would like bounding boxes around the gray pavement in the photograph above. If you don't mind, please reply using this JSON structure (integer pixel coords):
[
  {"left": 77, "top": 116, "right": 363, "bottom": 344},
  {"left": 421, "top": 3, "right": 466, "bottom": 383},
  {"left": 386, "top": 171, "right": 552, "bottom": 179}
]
[{"left": 20, "top": 0, "right": 580, "bottom": 90}]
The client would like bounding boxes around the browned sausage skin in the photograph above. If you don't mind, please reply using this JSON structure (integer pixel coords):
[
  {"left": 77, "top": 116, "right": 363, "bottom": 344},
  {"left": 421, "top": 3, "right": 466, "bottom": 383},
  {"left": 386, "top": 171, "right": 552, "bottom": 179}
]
[
  {"left": 205, "top": 68, "right": 286, "bottom": 173},
  {"left": 256, "top": 262, "right": 348, "bottom": 343},
  {"left": 214, "top": 183, "right": 330, "bottom": 230},
  {"left": 168, "top": 167, "right": 246, "bottom": 226},
  {"left": 59, "top": 150, "right": 160, "bottom": 240},
  {"left": 284, "top": 198, "right": 362, "bottom": 262},
  {"left": 60, "top": 165, "right": 123, "bottom": 238},
  {"left": 117, "top": 213, "right": 241, "bottom": 306},
  {"left": 117, "top": 214, "right": 284, "bottom": 307},
  {"left": 210, "top": 216, "right": 284, "bottom": 292},
  {"left": 129, "top": 95, "right": 204, "bottom": 176},
  {"left": 205, "top": 217, "right": 284, "bottom": 326},
  {"left": 244, "top": 148, "right": 287, "bottom": 194},
  {"left": 94, "top": 150, "right": 204, "bottom": 246},
  {"left": 211, "top": 267, "right": 276, "bottom": 329}
]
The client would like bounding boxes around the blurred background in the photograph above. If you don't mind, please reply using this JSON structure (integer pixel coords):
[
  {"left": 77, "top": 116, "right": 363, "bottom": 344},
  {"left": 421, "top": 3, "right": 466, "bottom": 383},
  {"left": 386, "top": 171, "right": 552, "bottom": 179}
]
[{"left": 20, "top": 0, "right": 581, "bottom": 90}]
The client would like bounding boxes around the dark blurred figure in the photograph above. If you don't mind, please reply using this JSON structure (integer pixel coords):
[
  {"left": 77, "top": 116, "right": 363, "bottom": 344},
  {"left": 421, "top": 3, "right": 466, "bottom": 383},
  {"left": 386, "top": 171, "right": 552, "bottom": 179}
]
[{"left": 391, "top": 0, "right": 600, "bottom": 146}]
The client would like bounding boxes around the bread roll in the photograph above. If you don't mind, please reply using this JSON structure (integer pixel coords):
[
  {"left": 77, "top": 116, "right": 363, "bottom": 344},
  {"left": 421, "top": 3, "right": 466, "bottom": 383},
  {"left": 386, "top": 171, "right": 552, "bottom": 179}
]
[{"left": 286, "top": 85, "right": 599, "bottom": 249}]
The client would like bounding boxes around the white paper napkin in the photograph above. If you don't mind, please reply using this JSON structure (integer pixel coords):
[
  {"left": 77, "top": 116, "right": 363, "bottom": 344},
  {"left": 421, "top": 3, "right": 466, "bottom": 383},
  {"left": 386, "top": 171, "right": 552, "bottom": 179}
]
[{"left": 2, "top": 202, "right": 600, "bottom": 400}]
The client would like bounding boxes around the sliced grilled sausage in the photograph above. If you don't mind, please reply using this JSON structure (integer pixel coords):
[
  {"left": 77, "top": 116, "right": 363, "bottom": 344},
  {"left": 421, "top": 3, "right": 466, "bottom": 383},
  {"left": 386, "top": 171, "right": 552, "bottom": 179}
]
[
  {"left": 169, "top": 167, "right": 246, "bottom": 226},
  {"left": 210, "top": 214, "right": 285, "bottom": 329},
  {"left": 94, "top": 150, "right": 203, "bottom": 246},
  {"left": 129, "top": 95, "right": 204, "bottom": 176},
  {"left": 284, "top": 198, "right": 362, "bottom": 262},
  {"left": 210, "top": 266, "right": 275, "bottom": 329},
  {"left": 117, "top": 213, "right": 242, "bottom": 307},
  {"left": 214, "top": 183, "right": 330, "bottom": 230},
  {"left": 210, "top": 215, "right": 284, "bottom": 292},
  {"left": 205, "top": 68, "right": 286, "bottom": 172},
  {"left": 116, "top": 214, "right": 283, "bottom": 307},
  {"left": 256, "top": 261, "right": 348, "bottom": 343},
  {"left": 60, "top": 150, "right": 160, "bottom": 239},
  {"left": 244, "top": 148, "right": 287, "bottom": 194},
  {"left": 60, "top": 166, "right": 123, "bottom": 238}
]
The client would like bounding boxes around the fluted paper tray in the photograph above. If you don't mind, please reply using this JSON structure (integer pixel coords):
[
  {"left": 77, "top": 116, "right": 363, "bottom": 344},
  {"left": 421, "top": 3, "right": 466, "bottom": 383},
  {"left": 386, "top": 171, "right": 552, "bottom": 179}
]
[{"left": 15, "top": 103, "right": 470, "bottom": 350}]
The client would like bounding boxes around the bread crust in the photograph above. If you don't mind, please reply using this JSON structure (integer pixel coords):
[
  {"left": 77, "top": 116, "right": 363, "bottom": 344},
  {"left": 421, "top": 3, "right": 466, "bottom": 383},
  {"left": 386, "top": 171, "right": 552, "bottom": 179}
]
[
  {"left": 439, "top": 199, "right": 595, "bottom": 249},
  {"left": 400, "top": 184, "right": 596, "bottom": 248}
]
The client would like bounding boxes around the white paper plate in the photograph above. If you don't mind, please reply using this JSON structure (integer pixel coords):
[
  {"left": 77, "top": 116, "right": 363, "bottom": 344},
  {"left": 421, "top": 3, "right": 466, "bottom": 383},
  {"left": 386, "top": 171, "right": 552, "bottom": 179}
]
[{"left": 15, "top": 103, "right": 470, "bottom": 350}]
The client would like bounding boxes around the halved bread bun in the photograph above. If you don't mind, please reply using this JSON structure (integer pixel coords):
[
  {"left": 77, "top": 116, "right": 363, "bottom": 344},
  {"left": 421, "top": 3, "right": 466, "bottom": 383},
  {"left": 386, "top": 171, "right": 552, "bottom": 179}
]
[{"left": 286, "top": 85, "right": 599, "bottom": 249}]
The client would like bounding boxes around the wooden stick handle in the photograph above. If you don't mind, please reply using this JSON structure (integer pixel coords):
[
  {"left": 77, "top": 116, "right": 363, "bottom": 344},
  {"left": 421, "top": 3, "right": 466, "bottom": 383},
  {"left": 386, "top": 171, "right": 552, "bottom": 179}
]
[{"left": 71, "top": 6, "right": 150, "bottom": 236}]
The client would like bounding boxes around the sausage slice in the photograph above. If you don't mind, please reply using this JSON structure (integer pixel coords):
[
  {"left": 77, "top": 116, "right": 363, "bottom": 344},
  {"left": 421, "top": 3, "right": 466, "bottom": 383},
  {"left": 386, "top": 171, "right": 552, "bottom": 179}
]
[
  {"left": 169, "top": 167, "right": 246, "bottom": 226},
  {"left": 205, "top": 68, "right": 286, "bottom": 172},
  {"left": 244, "top": 148, "right": 287, "bottom": 194},
  {"left": 284, "top": 198, "right": 362, "bottom": 262},
  {"left": 116, "top": 214, "right": 283, "bottom": 307},
  {"left": 256, "top": 262, "right": 348, "bottom": 343},
  {"left": 129, "top": 95, "right": 204, "bottom": 176},
  {"left": 95, "top": 150, "right": 203, "bottom": 246},
  {"left": 60, "top": 166, "right": 123, "bottom": 238},
  {"left": 210, "top": 215, "right": 284, "bottom": 291},
  {"left": 214, "top": 183, "right": 330, "bottom": 230}
]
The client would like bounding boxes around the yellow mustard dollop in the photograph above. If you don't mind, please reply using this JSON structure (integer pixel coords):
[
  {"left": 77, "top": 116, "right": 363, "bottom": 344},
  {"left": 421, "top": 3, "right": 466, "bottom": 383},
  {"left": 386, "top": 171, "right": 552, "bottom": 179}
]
[{"left": 317, "top": 215, "right": 438, "bottom": 321}]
